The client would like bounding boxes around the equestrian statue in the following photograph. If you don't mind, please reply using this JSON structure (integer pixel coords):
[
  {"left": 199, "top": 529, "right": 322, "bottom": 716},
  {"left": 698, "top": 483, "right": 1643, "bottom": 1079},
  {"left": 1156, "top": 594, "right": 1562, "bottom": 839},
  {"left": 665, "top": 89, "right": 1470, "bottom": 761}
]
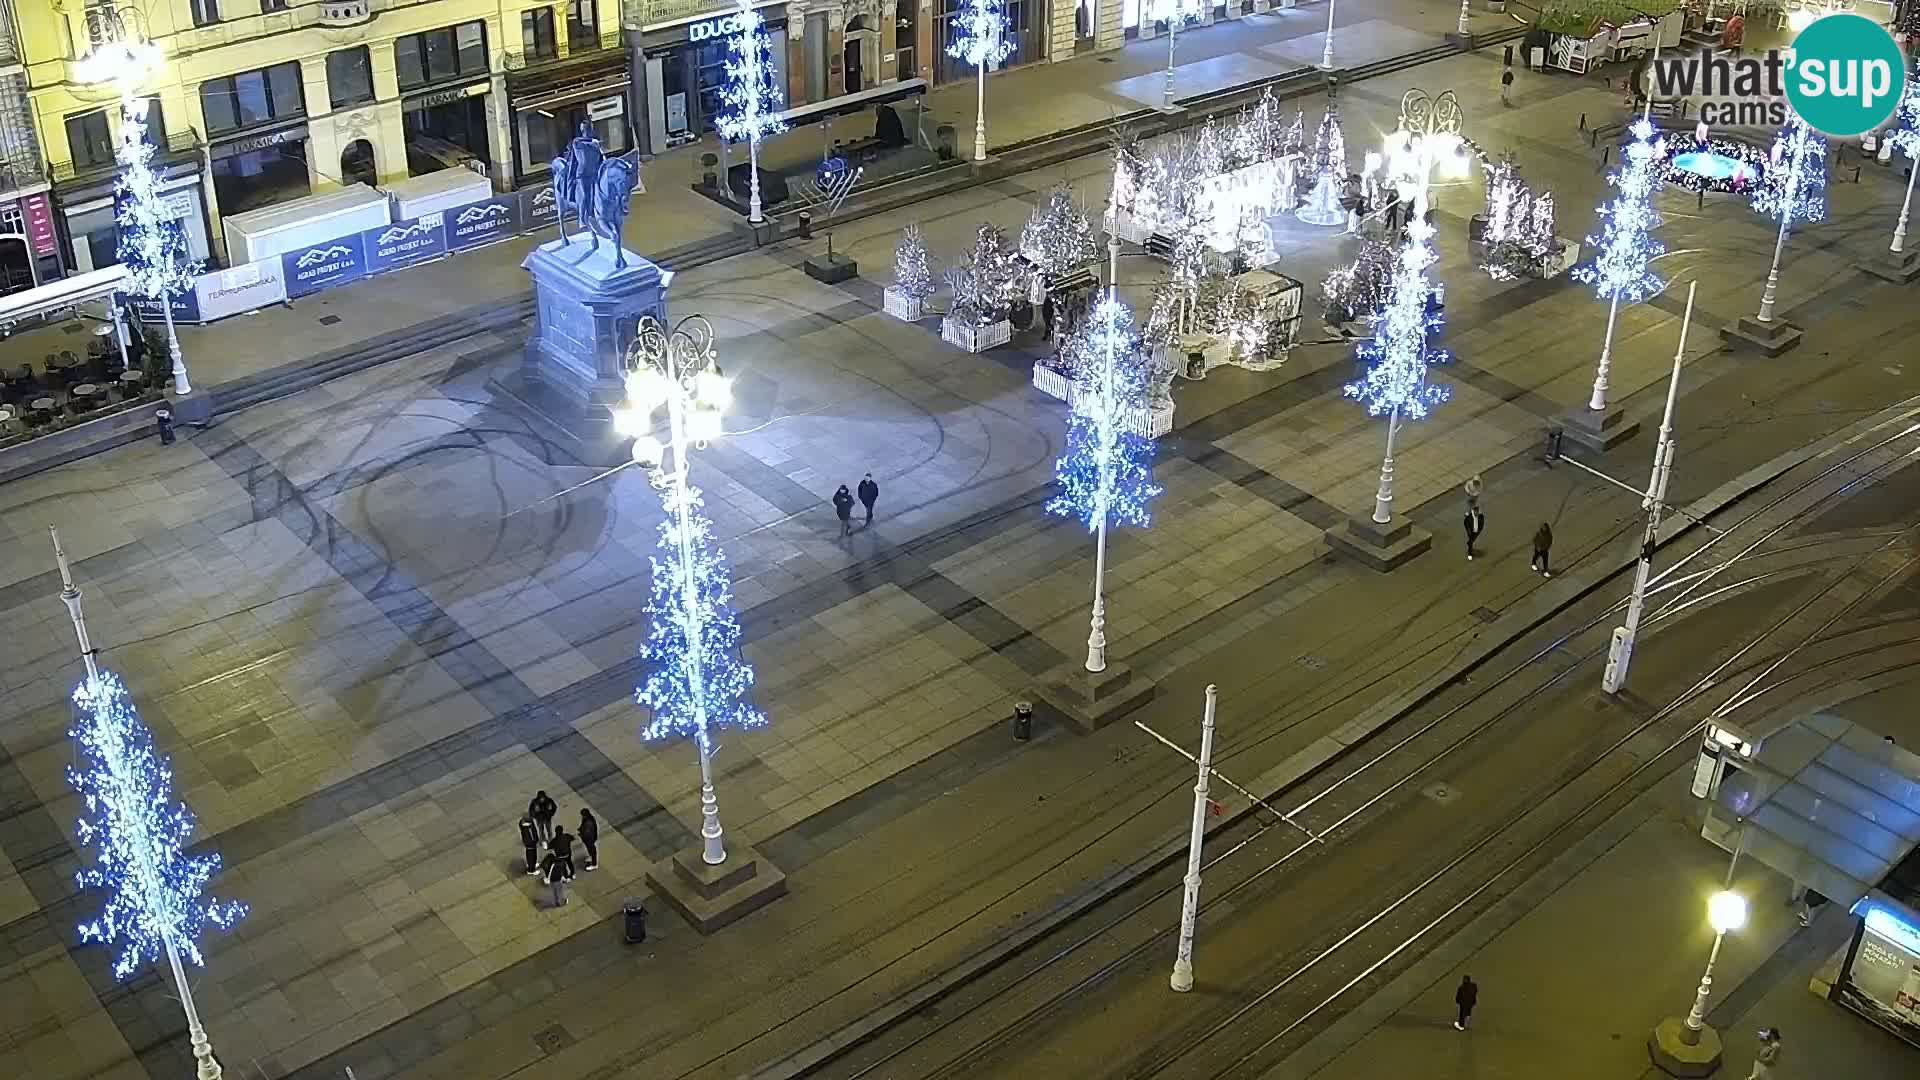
[{"left": 548, "top": 122, "right": 642, "bottom": 269}]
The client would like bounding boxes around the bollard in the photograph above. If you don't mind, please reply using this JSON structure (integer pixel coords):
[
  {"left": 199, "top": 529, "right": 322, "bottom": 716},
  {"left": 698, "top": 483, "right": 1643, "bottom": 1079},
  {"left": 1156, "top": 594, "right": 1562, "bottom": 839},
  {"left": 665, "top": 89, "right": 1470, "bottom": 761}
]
[
  {"left": 1698, "top": 189, "right": 1706, "bottom": 211},
  {"left": 1012, "top": 701, "right": 1034, "bottom": 741},
  {"left": 797, "top": 211, "right": 813, "bottom": 240},
  {"left": 1579, "top": 112, "right": 1587, "bottom": 131},
  {"left": 1543, "top": 426, "right": 1564, "bottom": 466},
  {"left": 623, "top": 898, "right": 649, "bottom": 943},
  {"left": 155, "top": 408, "right": 175, "bottom": 446}
]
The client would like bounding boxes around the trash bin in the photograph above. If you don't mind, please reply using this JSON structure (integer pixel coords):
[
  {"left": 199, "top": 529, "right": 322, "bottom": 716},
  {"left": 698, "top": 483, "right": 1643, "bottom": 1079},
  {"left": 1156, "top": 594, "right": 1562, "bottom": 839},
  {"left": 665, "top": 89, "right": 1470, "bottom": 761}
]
[
  {"left": 155, "top": 408, "right": 175, "bottom": 446},
  {"left": 1013, "top": 701, "right": 1034, "bottom": 741},
  {"left": 797, "top": 211, "right": 813, "bottom": 240},
  {"left": 936, "top": 124, "right": 957, "bottom": 161},
  {"left": 624, "top": 898, "right": 649, "bottom": 943},
  {"left": 701, "top": 153, "right": 719, "bottom": 189}
]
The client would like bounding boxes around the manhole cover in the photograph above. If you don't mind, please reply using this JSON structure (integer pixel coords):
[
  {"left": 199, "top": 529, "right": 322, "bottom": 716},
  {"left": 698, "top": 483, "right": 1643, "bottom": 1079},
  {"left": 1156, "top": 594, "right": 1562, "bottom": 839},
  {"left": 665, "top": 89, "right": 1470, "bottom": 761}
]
[
  {"left": 1421, "top": 782, "right": 1458, "bottom": 805},
  {"left": 318, "top": 314, "right": 343, "bottom": 326},
  {"left": 533, "top": 1024, "right": 576, "bottom": 1055},
  {"left": 1299, "top": 655, "right": 1326, "bottom": 671},
  {"left": 1472, "top": 606, "right": 1499, "bottom": 624}
]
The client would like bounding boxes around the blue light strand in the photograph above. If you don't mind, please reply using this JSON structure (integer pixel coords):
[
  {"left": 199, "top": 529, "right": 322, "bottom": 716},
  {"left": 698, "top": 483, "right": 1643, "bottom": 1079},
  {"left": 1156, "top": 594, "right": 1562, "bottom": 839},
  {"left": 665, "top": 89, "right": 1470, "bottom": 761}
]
[
  {"left": 1889, "top": 74, "right": 1920, "bottom": 161},
  {"left": 1048, "top": 297, "right": 1163, "bottom": 531},
  {"left": 1344, "top": 216, "right": 1451, "bottom": 421},
  {"left": 636, "top": 482, "right": 766, "bottom": 743},
  {"left": 1752, "top": 116, "right": 1827, "bottom": 227},
  {"left": 947, "top": 0, "right": 1015, "bottom": 71},
  {"left": 1573, "top": 118, "right": 1666, "bottom": 305},
  {"left": 715, "top": 0, "right": 787, "bottom": 146},
  {"left": 68, "top": 671, "right": 246, "bottom": 981}
]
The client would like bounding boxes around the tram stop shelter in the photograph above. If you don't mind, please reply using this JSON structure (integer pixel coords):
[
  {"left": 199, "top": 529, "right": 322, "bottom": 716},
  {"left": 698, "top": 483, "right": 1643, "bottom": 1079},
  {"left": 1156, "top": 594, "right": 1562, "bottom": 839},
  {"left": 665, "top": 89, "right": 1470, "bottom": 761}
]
[{"left": 1699, "top": 711, "right": 1920, "bottom": 1048}]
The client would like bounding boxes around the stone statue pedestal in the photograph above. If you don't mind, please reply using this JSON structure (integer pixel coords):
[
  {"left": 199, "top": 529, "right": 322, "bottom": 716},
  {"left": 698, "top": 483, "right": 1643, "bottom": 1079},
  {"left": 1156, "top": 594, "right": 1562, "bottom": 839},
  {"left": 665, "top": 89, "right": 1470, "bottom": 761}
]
[{"left": 490, "top": 233, "right": 668, "bottom": 465}]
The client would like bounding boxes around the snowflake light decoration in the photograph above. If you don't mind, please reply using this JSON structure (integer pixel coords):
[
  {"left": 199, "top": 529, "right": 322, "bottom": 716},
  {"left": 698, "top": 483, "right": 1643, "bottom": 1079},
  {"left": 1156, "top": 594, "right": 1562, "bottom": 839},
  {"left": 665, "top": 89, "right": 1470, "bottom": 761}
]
[
  {"left": 116, "top": 99, "right": 199, "bottom": 308},
  {"left": 1752, "top": 116, "right": 1827, "bottom": 227},
  {"left": 715, "top": 0, "right": 787, "bottom": 147},
  {"left": 1885, "top": 74, "right": 1920, "bottom": 160},
  {"left": 948, "top": 0, "right": 1015, "bottom": 71},
  {"left": 636, "top": 482, "right": 766, "bottom": 744},
  {"left": 1049, "top": 297, "right": 1162, "bottom": 531},
  {"left": 68, "top": 672, "right": 246, "bottom": 981},
  {"left": 1573, "top": 118, "right": 1666, "bottom": 305},
  {"left": 1344, "top": 215, "right": 1451, "bottom": 421}
]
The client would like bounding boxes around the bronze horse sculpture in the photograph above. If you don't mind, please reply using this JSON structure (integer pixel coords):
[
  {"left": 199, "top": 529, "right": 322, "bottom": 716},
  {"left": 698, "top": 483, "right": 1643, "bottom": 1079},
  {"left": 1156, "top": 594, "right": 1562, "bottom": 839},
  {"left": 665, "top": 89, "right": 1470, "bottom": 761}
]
[{"left": 548, "top": 123, "right": 641, "bottom": 268}]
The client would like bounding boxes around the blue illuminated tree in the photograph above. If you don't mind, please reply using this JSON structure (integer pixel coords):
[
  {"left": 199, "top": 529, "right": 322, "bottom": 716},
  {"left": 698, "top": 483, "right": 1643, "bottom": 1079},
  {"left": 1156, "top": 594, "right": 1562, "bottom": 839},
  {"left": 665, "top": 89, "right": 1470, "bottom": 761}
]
[
  {"left": 116, "top": 96, "right": 198, "bottom": 394},
  {"left": 1573, "top": 118, "right": 1666, "bottom": 412},
  {"left": 1885, "top": 75, "right": 1920, "bottom": 254},
  {"left": 636, "top": 479, "right": 765, "bottom": 862},
  {"left": 1747, "top": 116, "right": 1827, "bottom": 324},
  {"left": 948, "top": 0, "right": 1015, "bottom": 163},
  {"left": 716, "top": 0, "right": 787, "bottom": 224},
  {"left": 1343, "top": 213, "right": 1450, "bottom": 526},
  {"left": 1048, "top": 295, "right": 1162, "bottom": 673}
]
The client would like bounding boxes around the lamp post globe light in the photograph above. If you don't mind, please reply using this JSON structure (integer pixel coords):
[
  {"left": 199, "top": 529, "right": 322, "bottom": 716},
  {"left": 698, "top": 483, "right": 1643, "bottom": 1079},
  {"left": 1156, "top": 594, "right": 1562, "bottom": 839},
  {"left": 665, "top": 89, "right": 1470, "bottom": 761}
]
[
  {"left": 77, "top": 6, "right": 195, "bottom": 397},
  {"left": 619, "top": 315, "right": 764, "bottom": 867},
  {"left": 1652, "top": 887, "right": 1747, "bottom": 1075},
  {"left": 1321, "top": 0, "right": 1338, "bottom": 69},
  {"left": 1682, "top": 890, "right": 1747, "bottom": 1042}
]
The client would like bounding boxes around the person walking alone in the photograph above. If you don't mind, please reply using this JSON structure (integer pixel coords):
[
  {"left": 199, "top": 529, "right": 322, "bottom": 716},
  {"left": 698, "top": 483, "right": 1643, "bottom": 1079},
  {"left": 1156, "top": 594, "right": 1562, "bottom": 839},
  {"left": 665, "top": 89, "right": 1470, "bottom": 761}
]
[
  {"left": 545, "top": 826, "right": 576, "bottom": 907},
  {"left": 1463, "top": 474, "right": 1485, "bottom": 560},
  {"left": 1453, "top": 975, "right": 1478, "bottom": 1030},
  {"left": 578, "top": 808, "right": 599, "bottom": 872},
  {"left": 833, "top": 484, "right": 855, "bottom": 538},
  {"left": 1531, "top": 522, "right": 1554, "bottom": 578},
  {"left": 857, "top": 473, "right": 880, "bottom": 526},
  {"left": 528, "top": 790, "right": 558, "bottom": 844},
  {"left": 1500, "top": 65, "right": 1515, "bottom": 107},
  {"left": 1746, "top": 1028, "right": 1782, "bottom": 1079}
]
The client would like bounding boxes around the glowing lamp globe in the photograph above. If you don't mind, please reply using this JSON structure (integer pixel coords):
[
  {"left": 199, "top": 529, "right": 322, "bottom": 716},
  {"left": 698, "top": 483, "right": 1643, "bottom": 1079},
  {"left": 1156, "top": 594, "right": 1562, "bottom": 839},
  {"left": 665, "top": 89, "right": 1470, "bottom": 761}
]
[
  {"left": 687, "top": 408, "right": 724, "bottom": 443},
  {"left": 695, "top": 369, "right": 731, "bottom": 409},
  {"left": 631, "top": 434, "right": 664, "bottom": 466},
  {"left": 1707, "top": 891, "right": 1747, "bottom": 933},
  {"left": 612, "top": 405, "right": 649, "bottom": 438},
  {"left": 625, "top": 368, "right": 669, "bottom": 411},
  {"left": 75, "top": 39, "right": 162, "bottom": 86}
]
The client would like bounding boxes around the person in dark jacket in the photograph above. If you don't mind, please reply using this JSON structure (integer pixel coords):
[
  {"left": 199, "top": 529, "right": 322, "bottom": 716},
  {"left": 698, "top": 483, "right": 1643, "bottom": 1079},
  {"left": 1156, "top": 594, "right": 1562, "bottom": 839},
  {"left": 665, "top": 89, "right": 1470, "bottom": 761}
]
[
  {"left": 857, "top": 473, "right": 880, "bottom": 525},
  {"left": 519, "top": 816, "right": 540, "bottom": 876},
  {"left": 578, "top": 809, "right": 599, "bottom": 871},
  {"left": 1454, "top": 975, "right": 1479, "bottom": 1030},
  {"left": 833, "top": 485, "right": 855, "bottom": 537},
  {"left": 546, "top": 826, "right": 576, "bottom": 906},
  {"left": 1531, "top": 522, "right": 1554, "bottom": 577},
  {"left": 528, "top": 790, "right": 558, "bottom": 843}
]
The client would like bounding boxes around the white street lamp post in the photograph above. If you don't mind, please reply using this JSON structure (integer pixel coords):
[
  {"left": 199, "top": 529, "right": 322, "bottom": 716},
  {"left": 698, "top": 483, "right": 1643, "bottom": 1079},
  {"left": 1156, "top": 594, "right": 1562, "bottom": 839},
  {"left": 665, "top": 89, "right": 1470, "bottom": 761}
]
[
  {"left": 975, "top": 65, "right": 990, "bottom": 162},
  {"left": 1457, "top": 0, "right": 1471, "bottom": 36},
  {"left": 1086, "top": 512, "right": 1110, "bottom": 672},
  {"left": 1321, "top": 0, "right": 1337, "bottom": 69},
  {"left": 1602, "top": 282, "right": 1693, "bottom": 695},
  {"left": 1170, "top": 684, "right": 1219, "bottom": 992},
  {"left": 1164, "top": 11, "right": 1181, "bottom": 111},
  {"left": 1893, "top": 155, "right": 1917, "bottom": 254},
  {"left": 622, "top": 318, "right": 736, "bottom": 865},
  {"left": 53, "top": 527, "right": 226, "bottom": 1080},
  {"left": 1756, "top": 201, "right": 1793, "bottom": 323},
  {"left": 1372, "top": 408, "right": 1402, "bottom": 525},
  {"left": 1682, "top": 891, "right": 1748, "bottom": 1045}
]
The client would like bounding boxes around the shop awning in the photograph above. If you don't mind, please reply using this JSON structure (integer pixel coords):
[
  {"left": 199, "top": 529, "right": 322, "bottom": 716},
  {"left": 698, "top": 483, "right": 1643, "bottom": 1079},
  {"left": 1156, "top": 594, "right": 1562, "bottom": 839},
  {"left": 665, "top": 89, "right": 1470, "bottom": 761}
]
[
  {"left": 0, "top": 264, "right": 128, "bottom": 329},
  {"left": 773, "top": 78, "right": 927, "bottom": 131},
  {"left": 1705, "top": 711, "right": 1920, "bottom": 909}
]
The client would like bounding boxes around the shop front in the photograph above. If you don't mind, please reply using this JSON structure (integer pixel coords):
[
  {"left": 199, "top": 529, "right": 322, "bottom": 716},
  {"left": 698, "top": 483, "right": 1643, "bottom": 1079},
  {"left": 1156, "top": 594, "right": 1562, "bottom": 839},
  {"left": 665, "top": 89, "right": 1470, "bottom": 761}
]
[
  {"left": 1835, "top": 896, "right": 1920, "bottom": 1047},
  {"left": 208, "top": 123, "right": 313, "bottom": 219},
  {"left": 933, "top": 0, "right": 1046, "bottom": 83},
  {"left": 401, "top": 81, "right": 493, "bottom": 176},
  {"left": 506, "top": 58, "right": 631, "bottom": 186},
  {"left": 638, "top": 1, "right": 790, "bottom": 149},
  {"left": 58, "top": 158, "right": 215, "bottom": 276}
]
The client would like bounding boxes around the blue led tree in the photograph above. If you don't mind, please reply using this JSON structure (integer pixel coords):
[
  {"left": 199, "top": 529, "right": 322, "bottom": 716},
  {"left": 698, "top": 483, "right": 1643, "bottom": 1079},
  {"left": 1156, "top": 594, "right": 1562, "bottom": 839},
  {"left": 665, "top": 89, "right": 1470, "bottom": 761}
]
[
  {"left": 948, "top": 0, "right": 1014, "bottom": 163},
  {"left": 1343, "top": 210, "right": 1450, "bottom": 527},
  {"left": 56, "top": 517, "right": 244, "bottom": 1080},
  {"left": 716, "top": 0, "right": 787, "bottom": 224},
  {"left": 116, "top": 94, "right": 198, "bottom": 394},
  {"left": 1886, "top": 75, "right": 1920, "bottom": 256},
  {"left": 1573, "top": 118, "right": 1666, "bottom": 413},
  {"left": 1048, "top": 295, "right": 1162, "bottom": 673},
  {"left": 1750, "top": 115, "right": 1827, "bottom": 325}
]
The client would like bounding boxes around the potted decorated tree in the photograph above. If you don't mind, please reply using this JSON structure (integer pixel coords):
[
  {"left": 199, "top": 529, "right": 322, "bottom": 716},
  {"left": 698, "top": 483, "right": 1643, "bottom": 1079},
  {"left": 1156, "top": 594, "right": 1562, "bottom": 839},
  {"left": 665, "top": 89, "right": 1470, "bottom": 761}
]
[
  {"left": 941, "top": 224, "right": 1021, "bottom": 352},
  {"left": 885, "top": 223, "right": 936, "bottom": 321}
]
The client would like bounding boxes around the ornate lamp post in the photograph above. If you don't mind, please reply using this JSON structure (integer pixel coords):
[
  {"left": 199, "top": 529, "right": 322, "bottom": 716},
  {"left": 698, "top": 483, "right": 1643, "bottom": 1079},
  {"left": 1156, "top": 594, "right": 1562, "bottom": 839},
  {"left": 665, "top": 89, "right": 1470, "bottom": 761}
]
[
  {"left": 618, "top": 316, "right": 752, "bottom": 866},
  {"left": 75, "top": 7, "right": 193, "bottom": 397},
  {"left": 1682, "top": 891, "right": 1747, "bottom": 1043},
  {"left": 1321, "top": 0, "right": 1338, "bottom": 69}
]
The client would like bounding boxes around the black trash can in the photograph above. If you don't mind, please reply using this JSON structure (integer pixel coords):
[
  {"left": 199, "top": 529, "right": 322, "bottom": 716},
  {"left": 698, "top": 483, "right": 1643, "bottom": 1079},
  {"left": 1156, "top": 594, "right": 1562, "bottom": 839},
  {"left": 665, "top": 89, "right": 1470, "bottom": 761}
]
[
  {"left": 155, "top": 408, "right": 175, "bottom": 445},
  {"left": 1013, "top": 701, "right": 1034, "bottom": 741},
  {"left": 624, "top": 898, "right": 649, "bottom": 943},
  {"left": 797, "top": 211, "right": 813, "bottom": 240}
]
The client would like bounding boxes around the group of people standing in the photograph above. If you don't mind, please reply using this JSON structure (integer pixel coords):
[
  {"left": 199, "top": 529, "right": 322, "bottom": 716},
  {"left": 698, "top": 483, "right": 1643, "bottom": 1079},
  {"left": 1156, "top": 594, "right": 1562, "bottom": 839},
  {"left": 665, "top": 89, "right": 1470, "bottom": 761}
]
[
  {"left": 832, "top": 473, "right": 882, "bottom": 538},
  {"left": 522, "top": 790, "right": 599, "bottom": 908},
  {"left": 1461, "top": 474, "right": 1555, "bottom": 578}
]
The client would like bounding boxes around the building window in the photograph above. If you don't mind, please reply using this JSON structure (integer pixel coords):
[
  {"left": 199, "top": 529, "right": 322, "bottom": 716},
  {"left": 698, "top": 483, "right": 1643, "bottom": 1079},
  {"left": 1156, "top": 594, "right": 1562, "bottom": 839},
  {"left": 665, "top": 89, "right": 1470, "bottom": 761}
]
[
  {"left": 261, "top": 0, "right": 290, "bottom": 10},
  {"left": 141, "top": 98, "right": 168, "bottom": 149},
  {"left": 66, "top": 109, "right": 114, "bottom": 168},
  {"left": 200, "top": 62, "right": 307, "bottom": 136},
  {"left": 395, "top": 21, "right": 489, "bottom": 91},
  {"left": 567, "top": 0, "right": 598, "bottom": 44},
  {"left": 522, "top": 9, "right": 557, "bottom": 60},
  {"left": 895, "top": 3, "right": 917, "bottom": 79},
  {"left": 190, "top": 0, "right": 221, "bottom": 26},
  {"left": 328, "top": 47, "right": 374, "bottom": 109}
]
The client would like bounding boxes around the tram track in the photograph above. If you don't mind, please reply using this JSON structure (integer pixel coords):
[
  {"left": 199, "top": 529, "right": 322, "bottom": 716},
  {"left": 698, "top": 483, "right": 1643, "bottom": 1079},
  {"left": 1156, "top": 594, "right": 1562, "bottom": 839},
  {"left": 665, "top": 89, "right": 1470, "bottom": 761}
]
[{"left": 802, "top": 419, "right": 1920, "bottom": 1080}]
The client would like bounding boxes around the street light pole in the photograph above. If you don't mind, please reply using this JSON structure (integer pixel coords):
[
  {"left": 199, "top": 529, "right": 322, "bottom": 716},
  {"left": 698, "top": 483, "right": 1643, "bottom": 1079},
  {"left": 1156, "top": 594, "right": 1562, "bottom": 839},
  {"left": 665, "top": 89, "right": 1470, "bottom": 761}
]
[
  {"left": 975, "top": 64, "right": 989, "bottom": 162},
  {"left": 1755, "top": 132, "right": 1809, "bottom": 324},
  {"left": 1892, "top": 153, "right": 1917, "bottom": 254},
  {"left": 1321, "top": 0, "right": 1337, "bottom": 69},
  {"left": 1170, "top": 684, "right": 1218, "bottom": 993},
  {"left": 1682, "top": 891, "right": 1747, "bottom": 1046},
  {"left": 1371, "top": 407, "right": 1401, "bottom": 524},
  {"left": 1457, "top": 0, "right": 1471, "bottom": 36},
  {"left": 1603, "top": 281, "right": 1693, "bottom": 695}
]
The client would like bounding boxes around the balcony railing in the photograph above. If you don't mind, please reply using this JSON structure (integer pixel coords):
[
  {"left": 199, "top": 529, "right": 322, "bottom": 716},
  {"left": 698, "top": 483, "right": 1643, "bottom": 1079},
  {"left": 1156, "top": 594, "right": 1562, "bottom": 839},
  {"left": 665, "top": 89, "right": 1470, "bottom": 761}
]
[
  {"left": 317, "top": 0, "right": 373, "bottom": 27},
  {"left": 50, "top": 125, "right": 202, "bottom": 183},
  {"left": 0, "top": 155, "right": 43, "bottom": 195},
  {"left": 503, "top": 30, "right": 623, "bottom": 73}
]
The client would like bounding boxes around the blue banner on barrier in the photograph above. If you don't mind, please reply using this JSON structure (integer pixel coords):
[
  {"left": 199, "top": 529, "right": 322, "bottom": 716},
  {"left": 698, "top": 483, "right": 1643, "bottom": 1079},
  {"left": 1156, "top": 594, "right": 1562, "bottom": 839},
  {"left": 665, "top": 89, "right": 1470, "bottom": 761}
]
[
  {"left": 363, "top": 213, "right": 448, "bottom": 274},
  {"left": 283, "top": 236, "right": 368, "bottom": 297},
  {"left": 521, "top": 183, "right": 559, "bottom": 231},
  {"left": 446, "top": 196, "right": 520, "bottom": 251},
  {"left": 128, "top": 289, "right": 202, "bottom": 324}
]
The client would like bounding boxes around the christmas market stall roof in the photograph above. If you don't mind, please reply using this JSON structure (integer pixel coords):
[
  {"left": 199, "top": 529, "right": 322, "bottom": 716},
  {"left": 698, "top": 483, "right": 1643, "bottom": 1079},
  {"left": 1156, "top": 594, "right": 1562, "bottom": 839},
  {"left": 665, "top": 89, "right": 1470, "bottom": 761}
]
[
  {"left": 1705, "top": 711, "right": 1920, "bottom": 917},
  {"left": 0, "top": 264, "right": 131, "bottom": 332}
]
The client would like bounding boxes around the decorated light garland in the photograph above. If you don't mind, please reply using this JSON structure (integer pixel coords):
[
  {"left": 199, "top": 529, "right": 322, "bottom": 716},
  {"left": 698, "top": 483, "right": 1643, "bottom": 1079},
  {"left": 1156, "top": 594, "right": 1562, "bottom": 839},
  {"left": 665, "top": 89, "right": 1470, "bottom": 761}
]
[
  {"left": 1050, "top": 297, "right": 1163, "bottom": 531},
  {"left": 1575, "top": 118, "right": 1667, "bottom": 304},
  {"left": 1344, "top": 212, "right": 1451, "bottom": 422},
  {"left": 715, "top": 0, "right": 787, "bottom": 222}
]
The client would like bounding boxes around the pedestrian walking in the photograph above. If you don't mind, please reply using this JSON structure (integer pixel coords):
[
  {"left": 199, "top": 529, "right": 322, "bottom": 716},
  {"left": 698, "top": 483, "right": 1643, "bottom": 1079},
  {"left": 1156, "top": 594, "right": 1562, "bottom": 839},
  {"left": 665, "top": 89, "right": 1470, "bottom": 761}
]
[
  {"left": 1463, "top": 508, "right": 1485, "bottom": 560},
  {"left": 528, "top": 790, "right": 558, "bottom": 844},
  {"left": 578, "top": 808, "right": 599, "bottom": 872},
  {"left": 1453, "top": 974, "right": 1478, "bottom": 1030},
  {"left": 1530, "top": 522, "right": 1554, "bottom": 578},
  {"left": 1384, "top": 188, "right": 1403, "bottom": 231},
  {"left": 519, "top": 816, "right": 540, "bottom": 876},
  {"left": 542, "top": 849, "right": 574, "bottom": 908},
  {"left": 1464, "top": 473, "right": 1483, "bottom": 514},
  {"left": 833, "top": 484, "right": 855, "bottom": 538},
  {"left": 857, "top": 473, "right": 880, "bottom": 526},
  {"left": 1746, "top": 1027, "right": 1782, "bottom": 1079},
  {"left": 1500, "top": 66, "right": 1515, "bottom": 107}
]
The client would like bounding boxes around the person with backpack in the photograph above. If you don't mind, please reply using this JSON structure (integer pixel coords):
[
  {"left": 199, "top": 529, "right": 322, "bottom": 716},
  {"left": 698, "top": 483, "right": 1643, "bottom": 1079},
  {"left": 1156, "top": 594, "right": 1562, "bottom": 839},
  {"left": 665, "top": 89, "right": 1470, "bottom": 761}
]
[
  {"left": 1531, "top": 522, "right": 1554, "bottom": 577},
  {"left": 832, "top": 485, "right": 855, "bottom": 538},
  {"left": 578, "top": 808, "right": 599, "bottom": 872}
]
